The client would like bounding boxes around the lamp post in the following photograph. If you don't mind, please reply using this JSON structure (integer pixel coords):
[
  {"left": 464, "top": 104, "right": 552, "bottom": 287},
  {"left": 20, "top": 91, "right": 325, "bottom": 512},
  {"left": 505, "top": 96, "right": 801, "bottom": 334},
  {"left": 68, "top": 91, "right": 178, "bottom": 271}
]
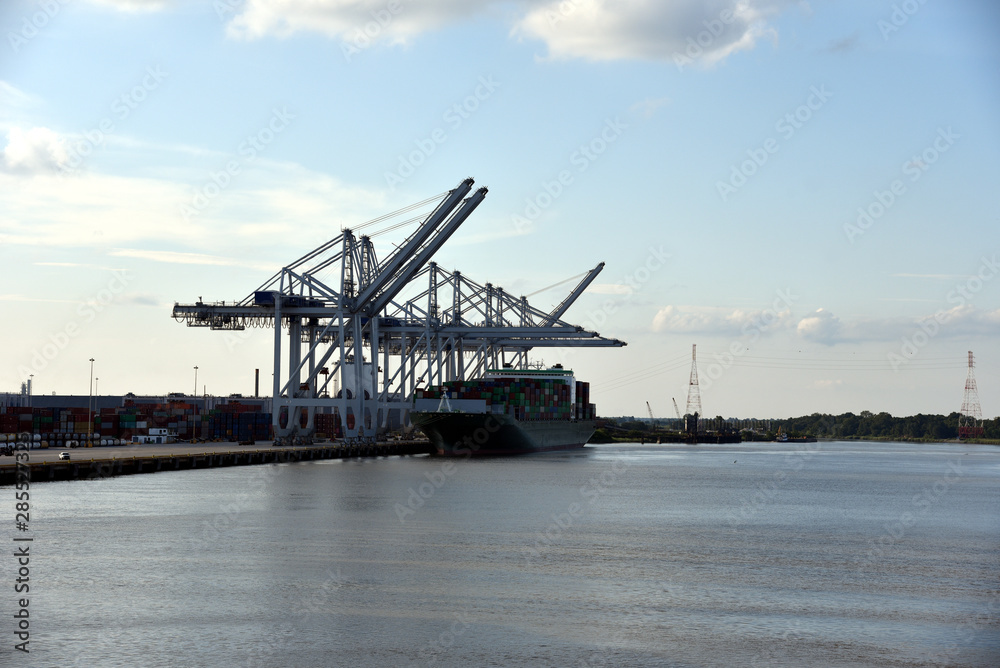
[
  {"left": 193, "top": 366, "right": 199, "bottom": 398},
  {"left": 88, "top": 358, "right": 95, "bottom": 445}
]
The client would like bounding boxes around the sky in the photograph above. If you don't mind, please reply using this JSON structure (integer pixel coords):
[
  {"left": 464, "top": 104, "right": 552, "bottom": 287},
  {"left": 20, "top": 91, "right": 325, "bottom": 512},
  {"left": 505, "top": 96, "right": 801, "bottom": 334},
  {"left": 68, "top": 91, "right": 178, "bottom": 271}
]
[{"left": 1, "top": 0, "right": 998, "bottom": 420}]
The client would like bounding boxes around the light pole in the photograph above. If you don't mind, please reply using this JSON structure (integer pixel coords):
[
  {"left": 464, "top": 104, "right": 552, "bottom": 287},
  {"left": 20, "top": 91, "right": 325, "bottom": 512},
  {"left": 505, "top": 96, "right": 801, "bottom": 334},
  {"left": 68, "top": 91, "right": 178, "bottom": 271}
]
[
  {"left": 88, "top": 358, "right": 95, "bottom": 445},
  {"left": 193, "top": 366, "right": 199, "bottom": 398}
]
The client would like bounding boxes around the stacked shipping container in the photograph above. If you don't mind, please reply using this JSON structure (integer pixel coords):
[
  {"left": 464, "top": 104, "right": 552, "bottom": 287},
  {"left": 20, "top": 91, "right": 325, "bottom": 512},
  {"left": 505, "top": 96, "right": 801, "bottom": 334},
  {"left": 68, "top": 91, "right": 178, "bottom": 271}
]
[
  {"left": 208, "top": 403, "right": 271, "bottom": 441},
  {"left": 314, "top": 412, "right": 342, "bottom": 439},
  {"left": 414, "top": 376, "right": 595, "bottom": 421},
  {"left": 0, "top": 401, "right": 274, "bottom": 443}
]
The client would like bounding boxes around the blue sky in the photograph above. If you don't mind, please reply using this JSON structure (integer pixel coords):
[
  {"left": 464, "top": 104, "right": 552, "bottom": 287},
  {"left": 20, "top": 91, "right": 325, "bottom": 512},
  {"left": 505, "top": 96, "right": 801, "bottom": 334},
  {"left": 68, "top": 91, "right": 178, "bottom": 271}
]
[{"left": 2, "top": 0, "right": 998, "bottom": 419}]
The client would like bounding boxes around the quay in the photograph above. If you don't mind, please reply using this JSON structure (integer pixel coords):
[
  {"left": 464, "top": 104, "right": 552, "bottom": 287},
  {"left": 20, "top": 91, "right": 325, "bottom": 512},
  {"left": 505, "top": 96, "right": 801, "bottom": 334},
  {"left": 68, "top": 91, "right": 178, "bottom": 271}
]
[{"left": 0, "top": 440, "right": 433, "bottom": 486}]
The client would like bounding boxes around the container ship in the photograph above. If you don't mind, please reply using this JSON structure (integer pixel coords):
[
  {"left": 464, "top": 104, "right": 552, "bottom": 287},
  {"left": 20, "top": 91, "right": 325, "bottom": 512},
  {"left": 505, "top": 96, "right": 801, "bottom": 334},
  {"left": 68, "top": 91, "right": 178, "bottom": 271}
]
[{"left": 409, "top": 367, "right": 596, "bottom": 456}]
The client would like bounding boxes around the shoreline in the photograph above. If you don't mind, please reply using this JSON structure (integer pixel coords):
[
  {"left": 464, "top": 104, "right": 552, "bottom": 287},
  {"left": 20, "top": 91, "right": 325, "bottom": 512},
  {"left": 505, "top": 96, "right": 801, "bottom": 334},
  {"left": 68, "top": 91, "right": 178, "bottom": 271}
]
[
  {"left": 601, "top": 435, "right": 999, "bottom": 446},
  {"left": 0, "top": 440, "right": 433, "bottom": 486}
]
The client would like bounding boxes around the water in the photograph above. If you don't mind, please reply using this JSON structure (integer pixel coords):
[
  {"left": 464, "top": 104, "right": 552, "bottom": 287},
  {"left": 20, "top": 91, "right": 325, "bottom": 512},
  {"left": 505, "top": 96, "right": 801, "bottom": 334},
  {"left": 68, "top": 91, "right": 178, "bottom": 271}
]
[{"left": 3, "top": 441, "right": 998, "bottom": 667}]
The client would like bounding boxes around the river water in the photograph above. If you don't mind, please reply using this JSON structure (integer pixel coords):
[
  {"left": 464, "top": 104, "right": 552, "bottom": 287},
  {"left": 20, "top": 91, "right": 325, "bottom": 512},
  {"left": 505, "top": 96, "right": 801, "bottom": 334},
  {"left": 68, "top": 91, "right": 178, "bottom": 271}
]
[{"left": 3, "top": 441, "right": 998, "bottom": 667}]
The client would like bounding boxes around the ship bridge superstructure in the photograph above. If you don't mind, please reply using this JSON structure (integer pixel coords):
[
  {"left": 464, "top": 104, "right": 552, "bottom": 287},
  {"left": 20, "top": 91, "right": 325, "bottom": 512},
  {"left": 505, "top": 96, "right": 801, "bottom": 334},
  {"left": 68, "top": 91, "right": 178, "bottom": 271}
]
[{"left": 172, "top": 178, "right": 625, "bottom": 442}]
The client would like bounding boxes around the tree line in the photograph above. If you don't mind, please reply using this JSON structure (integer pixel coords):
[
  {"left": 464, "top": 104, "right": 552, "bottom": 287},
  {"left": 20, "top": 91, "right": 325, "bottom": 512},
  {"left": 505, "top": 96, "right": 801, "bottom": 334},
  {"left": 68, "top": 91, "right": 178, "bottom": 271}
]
[
  {"left": 604, "top": 412, "right": 1000, "bottom": 443},
  {"left": 774, "top": 411, "right": 999, "bottom": 441}
]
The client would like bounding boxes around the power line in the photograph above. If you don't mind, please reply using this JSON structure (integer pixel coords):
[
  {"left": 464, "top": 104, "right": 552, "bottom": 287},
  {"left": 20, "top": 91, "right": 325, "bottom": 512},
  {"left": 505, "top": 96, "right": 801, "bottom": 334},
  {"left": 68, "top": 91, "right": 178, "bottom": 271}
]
[
  {"left": 600, "top": 353, "right": 689, "bottom": 386},
  {"left": 595, "top": 352, "right": 968, "bottom": 394}
]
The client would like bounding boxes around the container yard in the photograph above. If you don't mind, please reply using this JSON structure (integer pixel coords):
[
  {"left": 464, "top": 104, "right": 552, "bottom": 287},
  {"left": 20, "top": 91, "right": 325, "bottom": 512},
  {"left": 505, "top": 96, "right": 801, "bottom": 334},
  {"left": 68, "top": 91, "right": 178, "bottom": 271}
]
[{"left": 0, "top": 395, "right": 348, "bottom": 451}]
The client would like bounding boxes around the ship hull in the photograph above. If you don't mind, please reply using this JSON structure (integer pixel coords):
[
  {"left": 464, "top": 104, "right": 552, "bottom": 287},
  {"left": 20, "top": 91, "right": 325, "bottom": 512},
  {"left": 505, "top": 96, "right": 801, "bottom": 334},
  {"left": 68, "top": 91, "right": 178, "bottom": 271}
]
[{"left": 411, "top": 412, "right": 595, "bottom": 456}]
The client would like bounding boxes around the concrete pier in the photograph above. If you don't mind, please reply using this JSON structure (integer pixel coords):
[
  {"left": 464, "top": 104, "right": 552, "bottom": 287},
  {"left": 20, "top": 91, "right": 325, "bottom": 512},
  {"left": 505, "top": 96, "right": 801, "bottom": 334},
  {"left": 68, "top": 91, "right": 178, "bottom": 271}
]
[{"left": 0, "top": 441, "right": 433, "bottom": 486}]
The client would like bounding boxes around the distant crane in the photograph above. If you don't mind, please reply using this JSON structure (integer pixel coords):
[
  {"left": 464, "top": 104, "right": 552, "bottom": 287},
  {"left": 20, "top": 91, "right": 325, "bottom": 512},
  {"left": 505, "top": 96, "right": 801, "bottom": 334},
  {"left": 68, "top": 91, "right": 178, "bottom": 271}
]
[
  {"left": 670, "top": 397, "right": 684, "bottom": 429},
  {"left": 646, "top": 401, "right": 656, "bottom": 426}
]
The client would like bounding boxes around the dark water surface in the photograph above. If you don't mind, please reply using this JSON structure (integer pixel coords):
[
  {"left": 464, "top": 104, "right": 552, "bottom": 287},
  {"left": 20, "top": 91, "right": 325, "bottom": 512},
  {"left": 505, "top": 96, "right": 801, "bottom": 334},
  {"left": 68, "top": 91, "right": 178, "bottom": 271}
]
[{"left": 3, "top": 441, "right": 998, "bottom": 667}]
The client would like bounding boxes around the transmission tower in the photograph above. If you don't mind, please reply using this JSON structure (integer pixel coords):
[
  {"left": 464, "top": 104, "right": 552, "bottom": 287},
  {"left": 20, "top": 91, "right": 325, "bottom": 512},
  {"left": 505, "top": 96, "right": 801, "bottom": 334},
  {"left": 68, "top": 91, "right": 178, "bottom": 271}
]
[
  {"left": 958, "top": 350, "right": 984, "bottom": 439},
  {"left": 685, "top": 343, "right": 701, "bottom": 419}
]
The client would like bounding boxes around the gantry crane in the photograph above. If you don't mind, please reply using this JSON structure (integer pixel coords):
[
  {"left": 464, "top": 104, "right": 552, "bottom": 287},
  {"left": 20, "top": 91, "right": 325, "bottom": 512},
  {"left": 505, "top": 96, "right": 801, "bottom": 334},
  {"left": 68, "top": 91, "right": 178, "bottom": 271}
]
[{"left": 172, "top": 178, "right": 626, "bottom": 443}]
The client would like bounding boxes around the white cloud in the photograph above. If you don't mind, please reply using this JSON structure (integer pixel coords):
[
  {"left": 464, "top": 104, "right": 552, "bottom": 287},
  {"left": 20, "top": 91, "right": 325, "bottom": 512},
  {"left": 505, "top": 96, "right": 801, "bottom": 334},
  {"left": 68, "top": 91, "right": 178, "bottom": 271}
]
[
  {"left": 221, "top": 0, "right": 792, "bottom": 65},
  {"left": 33, "top": 262, "right": 126, "bottom": 271},
  {"left": 0, "top": 169, "right": 206, "bottom": 246},
  {"left": 10, "top": 2, "right": 799, "bottom": 66},
  {"left": 931, "top": 304, "right": 1000, "bottom": 337},
  {"left": 226, "top": 0, "right": 482, "bottom": 42},
  {"left": 795, "top": 308, "right": 912, "bottom": 344},
  {"left": 84, "top": 0, "right": 178, "bottom": 12},
  {"left": 794, "top": 305, "right": 1000, "bottom": 345},
  {"left": 0, "top": 81, "right": 42, "bottom": 116},
  {"left": 514, "top": 0, "right": 789, "bottom": 64},
  {"left": 796, "top": 308, "right": 842, "bottom": 344},
  {"left": 0, "top": 294, "right": 81, "bottom": 304},
  {"left": 0, "top": 127, "right": 68, "bottom": 174},
  {"left": 0, "top": 290, "right": 159, "bottom": 306},
  {"left": 108, "top": 249, "right": 275, "bottom": 272},
  {"left": 652, "top": 304, "right": 794, "bottom": 335},
  {"left": 122, "top": 294, "right": 162, "bottom": 306},
  {"left": 0, "top": 153, "right": 388, "bottom": 253}
]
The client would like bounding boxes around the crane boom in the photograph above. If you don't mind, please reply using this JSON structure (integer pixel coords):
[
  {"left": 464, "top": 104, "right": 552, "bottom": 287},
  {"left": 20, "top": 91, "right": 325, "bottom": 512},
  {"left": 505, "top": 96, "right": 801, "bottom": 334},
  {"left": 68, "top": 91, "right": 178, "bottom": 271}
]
[
  {"left": 366, "top": 188, "right": 488, "bottom": 316},
  {"left": 542, "top": 262, "right": 604, "bottom": 325},
  {"left": 672, "top": 398, "right": 682, "bottom": 420},
  {"left": 646, "top": 401, "right": 654, "bottom": 421}
]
